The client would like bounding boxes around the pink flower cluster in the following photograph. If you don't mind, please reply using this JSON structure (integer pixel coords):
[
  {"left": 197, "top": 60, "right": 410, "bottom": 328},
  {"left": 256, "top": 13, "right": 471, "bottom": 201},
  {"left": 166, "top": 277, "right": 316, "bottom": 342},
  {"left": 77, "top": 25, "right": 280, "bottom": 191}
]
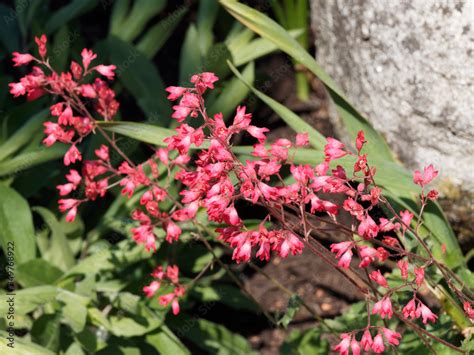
[
  {"left": 9, "top": 37, "right": 473, "bottom": 351},
  {"left": 143, "top": 265, "right": 185, "bottom": 315},
  {"left": 334, "top": 327, "right": 401, "bottom": 354}
]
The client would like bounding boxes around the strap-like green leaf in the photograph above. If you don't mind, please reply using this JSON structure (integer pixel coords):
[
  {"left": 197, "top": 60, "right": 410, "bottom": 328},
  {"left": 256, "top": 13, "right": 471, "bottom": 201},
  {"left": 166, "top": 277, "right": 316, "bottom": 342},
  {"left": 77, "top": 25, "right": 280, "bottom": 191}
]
[{"left": 220, "top": 0, "right": 394, "bottom": 160}]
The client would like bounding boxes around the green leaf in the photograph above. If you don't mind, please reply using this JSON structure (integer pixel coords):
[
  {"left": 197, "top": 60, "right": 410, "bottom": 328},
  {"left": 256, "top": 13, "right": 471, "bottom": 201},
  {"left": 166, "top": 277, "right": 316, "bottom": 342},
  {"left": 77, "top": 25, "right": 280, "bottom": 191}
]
[
  {"left": 107, "top": 36, "right": 171, "bottom": 125},
  {"left": 0, "top": 184, "right": 35, "bottom": 264},
  {"left": 228, "top": 61, "right": 325, "bottom": 149},
  {"left": 280, "top": 328, "right": 330, "bottom": 355},
  {"left": 220, "top": 0, "right": 394, "bottom": 160},
  {"left": 0, "top": 331, "right": 55, "bottom": 354},
  {"left": 231, "top": 29, "right": 303, "bottom": 66},
  {"left": 62, "top": 240, "right": 150, "bottom": 278},
  {"left": 168, "top": 316, "right": 257, "bottom": 355},
  {"left": 0, "top": 145, "right": 67, "bottom": 177},
  {"left": 0, "top": 4, "right": 21, "bottom": 53},
  {"left": 137, "top": 6, "right": 188, "bottom": 58},
  {"left": 209, "top": 61, "right": 255, "bottom": 119},
  {"left": 111, "top": 0, "right": 166, "bottom": 42},
  {"left": 1, "top": 286, "right": 48, "bottom": 315},
  {"left": 0, "top": 109, "right": 48, "bottom": 161},
  {"left": 180, "top": 24, "right": 202, "bottom": 84},
  {"left": 33, "top": 207, "right": 75, "bottom": 271},
  {"left": 57, "top": 291, "right": 89, "bottom": 333},
  {"left": 203, "top": 43, "right": 232, "bottom": 78},
  {"left": 191, "top": 284, "right": 258, "bottom": 312},
  {"left": 97, "top": 121, "right": 174, "bottom": 146},
  {"left": 109, "top": 0, "right": 130, "bottom": 35},
  {"left": 277, "top": 295, "right": 302, "bottom": 328},
  {"left": 146, "top": 326, "right": 191, "bottom": 355},
  {"left": 16, "top": 259, "right": 63, "bottom": 287},
  {"left": 197, "top": 0, "right": 219, "bottom": 55},
  {"left": 45, "top": 0, "right": 98, "bottom": 35},
  {"left": 31, "top": 313, "right": 61, "bottom": 352},
  {"left": 108, "top": 304, "right": 163, "bottom": 337}
]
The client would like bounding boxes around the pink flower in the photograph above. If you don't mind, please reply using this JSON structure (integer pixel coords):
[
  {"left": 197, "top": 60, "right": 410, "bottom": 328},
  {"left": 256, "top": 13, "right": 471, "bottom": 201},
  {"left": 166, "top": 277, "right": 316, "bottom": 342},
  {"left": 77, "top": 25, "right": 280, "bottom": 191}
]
[
  {"left": 277, "top": 232, "right": 304, "bottom": 258},
  {"left": 402, "top": 298, "right": 417, "bottom": 319},
  {"left": 80, "top": 84, "right": 97, "bottom": 98},
  {"left": 81, "top": 48, "right": 97, "bottom": 70},
  {"left": 355, "top": 130, "right": 366, "bottom": 152},
  {"left": 343, "top": 198, "right": 364, "bottom": 219},
  {"left": 324, "top": 137, "right": 347, "bottom": 161},
  {"left": 9, "top": 82, "right": 26, "bottom": 97},
  {"left": 372, "top": 334, "right": 385, "bottom": 353},
  {"left": 372, "top": 297, "right": 393, "bottom": 319},
  {"left": 95, "top": 64, "right": 116, "bottom": 80},
  {"left": 358, "top": 215, "right": 379, "bottom": 239},
  {"left": 358, "top": 246, "right": 377, "bottom": 268},
  {"left": 95, "top": 145, "right": 109, "bottom": 161},
  {"left": 34, "top": 34, "right": 47, "bottom": 58},
  {"left": 338, "top": 250, "right": 353, "bottom": 269},
  {"left": 463, "top": 302, "right": 474, "bottom": 319},
  {"left": 360, "top": 329, "right": 373, "bottom": 351},
  {"left": 369, "top": 270, "right": 389, "bottom": 288},
  {"left": 315, "top": 161, "right": 329, "bottom": 176},
  {"left": 330, "top": 241, "right": 353, "bottom": 258},
  {"left": 143, "top": 281, "right": 161, "bottom": 298},
  {"left": 64, "top": 145, "right": 82, "bottom": 166},
  {"left": 427, "top": 189, "right": 439, "bottom": 200},
  {"left": 416, "top": 302, "right": 437, "bottom": 324},
  {"left": 223, "top": 205, "right": 241, "bottom": 226},
  {"left": 246, "top": 125, "right": 269, "bottom": 143},
  {"left": 397, "top": 260, "right": 409, "bottom": 279},
  {"left": 191, "top": 72, "right": 218, "bottom": 93},
  {"left": 414, "top": 267, "right": 424, "bottom": 287},
  {"left": 413, "top": 164, "right": 438, "bottom": 187},
  {"left": 351, "top": 338, "right": 361, "bottom": 355},
  {"left": 295, "top": 132, "right": 309, "bottom": 147},
  {"left": 12, "top": 52, "right": 35, "bottom": 66},
  {"left": 333, "top": 333, "right": 351, "bottom": 355},
  {"left": 166, "top": 265, "right": 180, "bottom": 283},
  {"left": 400, "top": 210, "right": 413, "bottom": 228},
  {"left": 58, "top": 105, "right": 73, "bottom": 125},
  {"left": 382, "top": 328, "right": 401, "bottom": 345},
  {"left": 58, "top": 199, "right": 80, "bottom": 222},
  {"left": 166, "top": 221, "right": 182, "bottom": 243},
  {"left": 232, "top": 239, "right": 252, "bottom": 264},
  {"left": 166, "top": 86, "right": 187, "bottom": 100}
]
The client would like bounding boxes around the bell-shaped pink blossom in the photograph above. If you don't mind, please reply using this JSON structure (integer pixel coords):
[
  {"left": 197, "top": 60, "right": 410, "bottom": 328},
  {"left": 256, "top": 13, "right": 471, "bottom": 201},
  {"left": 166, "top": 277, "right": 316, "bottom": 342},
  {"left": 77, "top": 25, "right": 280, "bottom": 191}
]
[
  {"left": 372, "top": 297, "right": 393, "bottom": 319},
  {"left": 372, "top": 334, "right": 385, "bottom": 353}
]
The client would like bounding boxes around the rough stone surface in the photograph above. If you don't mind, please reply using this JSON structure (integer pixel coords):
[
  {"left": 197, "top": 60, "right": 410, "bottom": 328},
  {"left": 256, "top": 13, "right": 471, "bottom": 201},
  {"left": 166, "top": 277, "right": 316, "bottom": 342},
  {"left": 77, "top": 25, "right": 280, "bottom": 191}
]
[{"left": 310, "top": 0, "right": 474, "bottom": 191}]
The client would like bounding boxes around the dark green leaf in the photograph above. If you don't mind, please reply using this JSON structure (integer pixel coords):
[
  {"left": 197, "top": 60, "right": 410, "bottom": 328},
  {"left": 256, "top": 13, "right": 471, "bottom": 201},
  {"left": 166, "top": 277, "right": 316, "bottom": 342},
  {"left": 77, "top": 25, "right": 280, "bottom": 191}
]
[
  {"left": 107, "top": 36, "right": 171, "bottom": 125},
  {"left": 146, "top": 326, "right": 191, "bottom": 355},
  {"left": 179, "top": 25, "right": 202, "bottom": 84},
  {"left": 209, "top": 62, "right": 254, "bottom": 119},
  {"left": 137, "top": 6, "right": 188, "bottom": 59},
  {"left": 97, "top": 121, "right": 174, "bottom": 146},
  {"left": 0, "top": 145, "right": 66, "bottom": 177},
  {"left": 16, "top": 259, "right": 63, "bottom": 287},
  {"left": 45, "top": 0, "right": 98, "bottom": 35},
  {"left": 31, "top": 313, "right": 61, "bottom": 352},
  {"left": 168, "top": 315, "right": 257, "bottom": 355},
  {"left": 33, "top": 207, "right": 75, "bottom": 271}
]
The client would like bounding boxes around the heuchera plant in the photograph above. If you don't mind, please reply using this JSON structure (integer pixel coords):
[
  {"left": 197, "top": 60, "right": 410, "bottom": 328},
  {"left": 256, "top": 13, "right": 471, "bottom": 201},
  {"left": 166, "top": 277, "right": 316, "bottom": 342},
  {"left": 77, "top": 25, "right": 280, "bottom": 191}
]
[{"left": 9, "top": 35, "right": 473, "bottom": 354}]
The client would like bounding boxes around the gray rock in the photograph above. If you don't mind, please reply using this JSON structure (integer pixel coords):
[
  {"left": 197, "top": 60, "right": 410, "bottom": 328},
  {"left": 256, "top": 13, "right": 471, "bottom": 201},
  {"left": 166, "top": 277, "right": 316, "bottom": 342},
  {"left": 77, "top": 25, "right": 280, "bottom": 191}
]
[{"left": 311, "top": 0, "right": 474, "bottom": 191}]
